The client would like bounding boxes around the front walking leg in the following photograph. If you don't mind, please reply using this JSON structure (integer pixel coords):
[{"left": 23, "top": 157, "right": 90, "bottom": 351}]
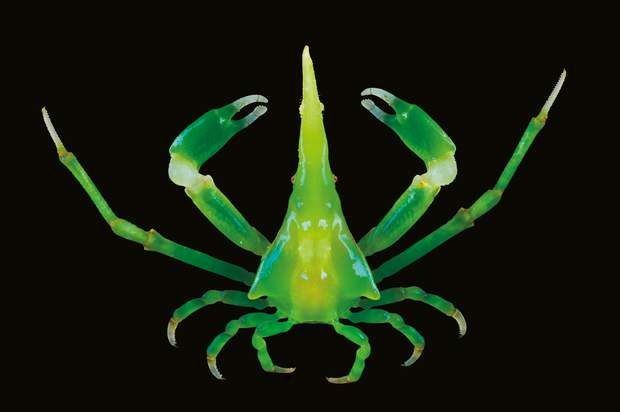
[
  {"left": 167, "top": 290, "right": 269, "bottom": 347},
  {"left": 359, "top": 286, "right": 467, "bottom": 337},
  {"left": 205, "top": 312, "right": 289, "bottom": 380},
  {"left": 345, "top": 309, "right": 425, "bottom": 366},
  {"left": 373, "top": 70, "right": 567, "bottom": 282},
  {"left": 43, "top": 108, "right": 255, "bottom": 285},
  {"left": 327, "top": 322, "right": 371, "bottom": 384},
  {"left": 358, "top": 88, "right": 457, "bottom": 256},
  {"left": 251, "top": 319, "right": 296, "bottom": 374},
  {"left": 168, "top": 95, "right": 271, "bottom": 255}
]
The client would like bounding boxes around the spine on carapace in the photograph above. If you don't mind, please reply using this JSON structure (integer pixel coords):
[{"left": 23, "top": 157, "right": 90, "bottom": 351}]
[{"left": 296, "top": 46, "right": 333, "bottom": 187}]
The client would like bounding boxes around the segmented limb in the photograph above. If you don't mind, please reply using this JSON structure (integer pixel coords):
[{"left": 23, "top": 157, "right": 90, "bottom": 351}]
[
  {"left": 345, "top": 309, "right": 425, "bottom": 366},
  {"left": 373, "top": 70, "right": 567, "bottom": 283},
  {"left": 358, "top": 88, "right": 457, "bottom": 256},
  {"left": 167, "top": 290, "right": 268, "bottom": 347},
  {"left": 43, "top": 108, "right": 255, "bottom": 285},
  {"left": 251, "top": 319, "right": 296, "bottom": 374},
  {"left": 327, "top": 322, "right": 371, "bottom": 384},
  {"left": 358, "top": 286, "right": 467, "bottom": 337},
  {"left": 205, "top": 312, "right": 283, "bottom": 379},
  {"left": 168, "top": 95, "right": 270, "bottom": 255}
]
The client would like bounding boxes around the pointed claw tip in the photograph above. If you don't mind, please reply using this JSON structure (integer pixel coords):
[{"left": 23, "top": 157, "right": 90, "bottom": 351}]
[
  {"left": 237, "top": 105, "right": 268, "bottom": 127},
  {"left": 257, "top": 95, "right": 268, "bottom": 104},
  {"left": 360, "top": 98, "right": 375, "bottom": 109},
  {"left": 360, "top": 87, "right": 374, "bottom": 97},
  {"left": 361, "top": 98, "right": 391, "bottom": 122},
  {"left": 360, "top": 87, "right": 397, "bottom": 104},
  {"left": 233, "top": 94, "right": 267, "bottom": 109}
]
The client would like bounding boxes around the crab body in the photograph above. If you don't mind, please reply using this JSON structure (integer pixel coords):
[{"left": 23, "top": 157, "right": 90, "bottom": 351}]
[
  {"left": 44, "top": 46, "right": 565, "bottom": 383},
  {"left": 249, "top": 51, "right": 379, "bottom": 322}
]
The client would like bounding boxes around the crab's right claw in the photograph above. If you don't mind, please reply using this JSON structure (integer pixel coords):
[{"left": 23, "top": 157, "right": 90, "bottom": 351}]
[{"left": 167, "top": 94, "right": 271, "bottom": 255}]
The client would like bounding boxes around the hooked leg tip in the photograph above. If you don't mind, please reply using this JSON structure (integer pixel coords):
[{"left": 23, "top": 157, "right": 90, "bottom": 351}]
[
  {"left": 452, "top": 309, "right": 467, "bottom": 338},
  {"left": 402, "top": 346, "right": 424, "bottom": 367},
  {"left": 207, "top": 355, "right": 225, "bottom": 380},
  {"left": 167, "top": 318, "right": 179, "bottom": 348},
  {"left": 326, "top": 375, "right": 354, "bottom": 384}
]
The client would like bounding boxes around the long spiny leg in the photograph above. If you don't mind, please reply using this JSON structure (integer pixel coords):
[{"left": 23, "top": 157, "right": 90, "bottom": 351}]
[
  {"left": 205, "top": 312, "right": 279, "bottom": 380},
  {"left": 167, "top": 290, "right": 269, "bottom": 347},
  {"left": 327, "top": 322, "right": 371, "bottom": 384},
  {"left": 345, "top": 309, "right": 425, "bottom": 366},
  {"left": 43, "top": 108, "right": 255, "bottom": 285},
  {"left": 251, "top": 319, "right": 296, "bottom": 374},
  {"left": 358, "top": 286, "right": 467, "bottom": 337},
  {"left": 373, "top": 70, "right": 567, "bottom": 283},
  {"left": 358, "top": 88, "right": 457, "bottom": 256},
  {"left": 168, "top": 95, "right": 270, "bottom": 255}
]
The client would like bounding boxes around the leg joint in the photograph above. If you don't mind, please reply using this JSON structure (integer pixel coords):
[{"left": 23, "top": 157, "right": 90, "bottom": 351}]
[
  {"left": 403, "top": 286, "right": 426, "bottom": 300},
  {"left": 357, "top": 343, "right": 371, "bottom": 359},
  {"left": 225, "top": 320, "right": 241, "bottom": 335},
  {"left": 251, "top": 334, "right": 266, "bottom": 350},
  {"left": 388, "top": 313, "right": 405, "bottom": 328},
  {"left": 202, "top": 290, "right": 223, "bottom": 304},
  {"left": 454, "top": 208, "right": 475, "bottom": 228},
  {"left": 109, "top": 218, "right": 149, "bottom": 244},
  {"left": 58, "top": 150, "right": 75, "bottom": 163},
  {"left": 143, "top": 229, "right": 160, "bottom": 251}
]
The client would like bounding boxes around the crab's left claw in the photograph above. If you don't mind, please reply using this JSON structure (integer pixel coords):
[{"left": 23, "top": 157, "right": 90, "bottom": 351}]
[{"left": 224, "top": 94, "right": 269, "bottom": 129}]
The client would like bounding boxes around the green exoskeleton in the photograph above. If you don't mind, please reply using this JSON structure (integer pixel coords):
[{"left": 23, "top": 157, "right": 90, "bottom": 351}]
[{"left": 44, "top": 46, "right": 565, "bottom": 383}]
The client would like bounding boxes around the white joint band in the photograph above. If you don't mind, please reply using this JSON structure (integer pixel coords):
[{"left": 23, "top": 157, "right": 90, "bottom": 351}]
[
  {"left": 424, "top": 155, "right": 457, "bottom": 186},
  {"left": 168, "top": 155, "right": 202, "bottom": 188}
]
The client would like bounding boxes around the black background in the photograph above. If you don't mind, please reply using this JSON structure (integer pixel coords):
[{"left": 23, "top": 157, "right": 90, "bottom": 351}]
[{"left": 13, "top": 3, "right": 598, "bottom": 409}]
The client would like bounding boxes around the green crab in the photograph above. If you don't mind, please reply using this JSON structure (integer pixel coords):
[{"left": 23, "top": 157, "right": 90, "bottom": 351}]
[{"left": 43, "top": 46, "right": 565, "bottom": 383}]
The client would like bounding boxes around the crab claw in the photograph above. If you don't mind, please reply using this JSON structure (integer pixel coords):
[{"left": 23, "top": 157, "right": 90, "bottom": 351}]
[
  {"left": 361, "top": 87, "right": 409, "bottom": 123},
  {"left": 230, "top": 94, "right": 269, "bottom": 127},
  {"left": 360, "top": 86, "right": 456, "bottom": 174}
]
